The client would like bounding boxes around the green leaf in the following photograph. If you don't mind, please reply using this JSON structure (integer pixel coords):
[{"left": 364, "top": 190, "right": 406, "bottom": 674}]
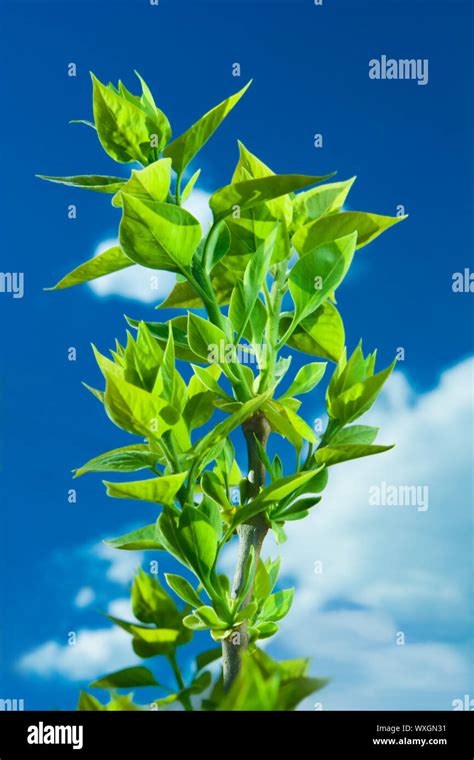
[
  {"left": 103, "top": 374, "right": 169, "bottom": 437},
  {"left": 188, "top": 670, "right": 212, "bottom": 695},
  {"left": 203, "top": 221, "right": 231, "bottom": 273},
  {"left": 165, "top": 573, "right": 203, "bottom": 608},
  {"left": 331, "top": 424, "right": 379, "bottom": 445},
  {"left": 133, "top": 70, "right": 172, "bottom": 150},
  {"left": 182, "top": 613, "right": 208, "bottom": 631},
  {"left": 196, "top": 647, "right": 222, "bottom": 671},
  {"left": 191, "top": 364, "right": 232, "bottom": 400},
  {"left": 278, "top": 676, "right": 329, "bottom": 710},
  {"left": 159, "top": 261, "right": 236, "bottom": 309},
  {"left": 70, "top": 119, "right": 96, "bottom": 129},
  {"left": 316, "top": 443, "right": 394, "bottom": 466},
  {"left": 280, "top": 362, "right": 327, "bottom": 399},
  {"left": 328, "top": 359, "right": 396, "bottom": 424},
  {"left": 229, "top": 226, "right": 277, "bottom": 340},
  {"left": 91, "top": 73, "right": 152, "bottom": 164},
  {"left": 291, "top": 177, "right": 355, "bottom": 229},
  {"left": 292, "top": 210, "right": 406, "bottom": 257},
  {"left": 120, "top": 195, "right": 202, "bottom": 272},
  {"left": 227, "top": 470, "right": 318, "bottom": 534},
  {"left": 210, "top": 173, "right": 335, "bottom": 221},
  {"left": 255, "top": 621, "right": 279, "bottom": 639},
  {"left": 184, "top": 390, "right": 216, "bottom": 431},
  {"left": 104, "top": 472, "right": 187, "bottom": 503},
  {"left": 187, "top": 314, "right": 227, "bottom": 362},
  {"left": 111, "top": 158, "right": 172, "bottom": 207},
  {"left": 90, "top": 666, "right": 160, "bottom": 689},
  {"left": 234, "top": 601, "right": 258, "bottom": 625},
  {"left": 253, "top": 559, "right": 272, "bottom": 602},
  {"left": 104, "top": 524, "right": 164, "bottom": 551},
  {"left": 131, "top": 569, "right": 182, "bottom": 628},
  {"left": 181, "top": 169, "right": 201, "bottom": 203},
  {"left": 103, "top": 693, "right": 147, "bottom": 711},
  {"left": 288, "top": 232, "right": 357, "bottom": 325},
  {"left": 37, "top": 174, "right": 126, "bottom": 193},
  {"left": 164, "top": 81, "right": 252, "bottom": 175},
  {"left": 194, "top": 606, "right": 228, "bottom": 630},
  {"left": 261, "top": 589, "right": 294, "bottom": 622},
  {"left": 191, "top": 391, "right": 272, "bottom": 463},
  {"left": 264, "top": 400, "right": 317, "bottom": 452},
  {"left": 155, "top": 507, "right": 189, "bottom": 567},
  {"left": 281, "top": 301, "right": 345, "bottom": 363},
  {"left": 127, "top": 316, "right": 204, "bottom": 363},
  {"left": 45, "top": 246, "right": 133, "bottom": 291},
  {"left": 74, "top": 444, "right": 160, "bottom": 477},
  {"left": 178, "top": 506, "right": 218, "bottom": 583},
  {"left": 78, "top": 692, "right": 105, "bottom": 711},
  {"left": 232, "top": 141, "right": 293, "bottom": 225}
]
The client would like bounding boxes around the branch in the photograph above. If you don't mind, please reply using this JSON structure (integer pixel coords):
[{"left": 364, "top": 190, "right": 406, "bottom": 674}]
[{"left": 222, "top": 412, "right": 271, "bottom": 691}]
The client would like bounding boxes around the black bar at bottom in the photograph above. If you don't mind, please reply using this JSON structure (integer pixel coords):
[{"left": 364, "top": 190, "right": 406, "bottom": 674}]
[{"left": 0, "top": 710, "right": 472, "bottom": 757}]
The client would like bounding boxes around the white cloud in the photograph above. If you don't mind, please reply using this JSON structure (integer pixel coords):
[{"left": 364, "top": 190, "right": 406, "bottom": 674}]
[
  {"left": 182, "top": 188, "right": 213, "bottom": 231},
  {"left": 74, "top": 586, "right": 95, "bottom": 609},
  {"left": 92, "top": 543, "right": 144, "bottom": 586},
  {"left": 87, "top": 238, "right": 176, "bottom": 303},
  {"left": 18, "top": 627, "right": 138, "bottom": 681},
  {"left": 264, "top": 357, "right": 473, "bottom": 709},
  {"left": 108, "top": 597, "right": 135, "bottom": 620},
  {"left": 87, "top": 190, "right": 212, "bottom": 304}
]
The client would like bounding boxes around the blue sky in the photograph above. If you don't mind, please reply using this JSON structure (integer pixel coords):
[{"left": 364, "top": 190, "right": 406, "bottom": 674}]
[{"left": 0, "top": 0, "right": 472, "bottom": 710}]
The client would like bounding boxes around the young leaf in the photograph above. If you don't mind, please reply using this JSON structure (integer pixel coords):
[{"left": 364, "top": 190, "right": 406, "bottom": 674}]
[
  {"left": 155, "top": 507, "right": 189, "bottom": 567},
  {"left": 165, "top": 573, "right": 203, "bottom": 608},
  {"left": 196, "top": 647, "right": 222, "bottom": 671},
  {"left": 191, "top": 364, "right": 232, "bottom": 400},
  {"left": 195, "top": 606, "right": 229, "bottom": 630},
  {"left": 78, "top": 692, "right": 105, "bottom": 711},
  {"left": 293, "top": 210, "right": 406, "bottom": 257},
  {"left": 230, "top": 226, "right": 278, "bottom": 340},
  {"left": 330, "top": 424, "right": 379, "bottom": 445},
  {"left": 280, "top": 362, "right": 327, "bottom": 399},
  {"left": 210, "top": 173, "right": 335, "bottom": 221},
  {"left": 90, "top": 666, "right": 160, "bottom": 689},
  {"left": 261, "top": 589, "right": 294, "bottom": 622},
  {"left": 288, "top": 232, "right": 357, "bottom": 325},
  {"left": 316, "top": 443, "right": 394, "bottom": 466},
  {"left": 182, "top": 169, "right": 201, "bottom": 203},
  {"left": 187, "top": 313, "right": 227, "bottom": 362},
  {"left": 103, "top": 374, "right": 169, "bottom": 437},
  {"left": 178, "top": 506, "right": 218, "bottom": 583},
  {"left": 120, "top": 196, "right": 202, "bottom": 271},
  {"left": 74, "top": 444, "right": 160, "bottom": 476},
  {"left": 104, "top": 472, "right": 187, "bottom": 503},
  {"left": 91, "top": 73, "right": 152, "bottom": 164},
  {"left": 111, "top": 158, "right": 172, "bottom": 207},
  {"left": 328, "top": 359, "right": 397, "bottom": 424},
  {"left": 131, "top": 569, "right": 182, "bottom": 628},
  {"left": 37, "top": 174, "right": 126, "bottom": 193},
  {"left": 203, "top": 220, "right": 231, "bottom": 272},
  {"left": 164, "top": 81, "right": 252, "bottom": 175},
  {"left": 291, "top": 177, "right": 356, "bottom": 229},
  {"left": 45, "top": 246, "right": 133, "bottom": 291},
  {"left": 104, "top": 524, "right": 164, "bottom": 551},
  {"left": 191, "top": 391, "right": 273, "bottom": 463},
  {"left": 281, "top": 301, "right": 345, "bottom": 363}
]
